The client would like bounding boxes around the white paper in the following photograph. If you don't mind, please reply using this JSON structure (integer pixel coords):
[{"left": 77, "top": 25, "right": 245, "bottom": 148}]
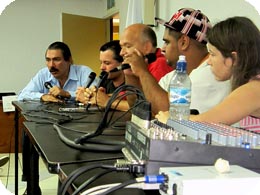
[{"left": 2, "top": 95, "right": 18, "bottom": 112}]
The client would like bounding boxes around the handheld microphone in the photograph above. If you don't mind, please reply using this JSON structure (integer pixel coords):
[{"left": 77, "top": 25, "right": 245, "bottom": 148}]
[
  {"left": 44, "top": 82, "right": 53, "bottom": 90},
  {"left": 75, "top": 72, "right": 97, "bottom": 106},
  {"left": 85, "top": 72, "right": 96, "bottom": 88},
  {"left": 109, "top": 64, "right": 131, "bottom": 73},
  {"left": 44, "top": 82, "right": 63, "bottom": 99},
  {"left": 96, "top": 71, "right": 108, "bottom": 88},
  {"left": 145, "top": 53, "right": 157, "bottom": 64},
  {"left": 85, "top": 71, "right": 108, "bottom": 110},
  {"left": 109, "top": 53, "right": 157, "bottom": 72}
]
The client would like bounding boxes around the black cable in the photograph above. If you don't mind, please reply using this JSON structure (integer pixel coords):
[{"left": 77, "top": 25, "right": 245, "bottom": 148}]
[
  {"left": 53, "top": 124, "right": 125, "bottom": 151},
  {"left": 22, "top": 109, "right": 73, "bottom": 124},
  {"left": 56, "top": 122, "right": 125, "bottom": 136},
  {"left": 106, "top": 91, "right": 135, "bottom": 125},
  {"left": 59, "top": 163, "right": 115, "bottom": 195},
  {"left": 105, "top": 85, "right": 147, "bottom": 127},
  {"left": 108, "top": 93, "right": 146, "bottom": 127},
  {"left": 98, "top": 179, "right": 140, "bottom": 195},
  {"left": 42, "top": 109, "right": 73, "bottom": 119},
  {"left": 75, "top": 85, "right": 146, "bottom": 144},
  {"left": 54, "top": 123, "right": 100, "bottom": 134},
  {"left": 22, "top": 99, "right": 126, "bottom": 151},
  {"left": 71, "top": 169, "right": 114, "bottom": 195}
]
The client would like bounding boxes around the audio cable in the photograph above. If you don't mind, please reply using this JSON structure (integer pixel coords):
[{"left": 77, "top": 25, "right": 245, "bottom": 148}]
[{"left": 74, "top": 84, "right": 146, "bottom": 144}]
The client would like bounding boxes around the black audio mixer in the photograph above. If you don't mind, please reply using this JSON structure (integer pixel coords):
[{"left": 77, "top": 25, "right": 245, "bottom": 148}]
[{"left": 123, "top": 119, "right": 260, "bottom": 175}]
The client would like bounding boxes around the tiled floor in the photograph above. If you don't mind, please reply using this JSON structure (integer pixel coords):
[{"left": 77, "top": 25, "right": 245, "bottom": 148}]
[{"left": 0, "top": 153, "right": 58, "bottom": 195}]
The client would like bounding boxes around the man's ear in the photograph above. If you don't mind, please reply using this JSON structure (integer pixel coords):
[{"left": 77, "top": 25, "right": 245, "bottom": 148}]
[
  {"left": 144, "top": 40, "right": 153, "bottom": 54},
  {"left": 69, "top": 56, "right": 73, "bottom": 64},
  {"left": 178, "top": 35, "right": 190, "bottom": 51}
]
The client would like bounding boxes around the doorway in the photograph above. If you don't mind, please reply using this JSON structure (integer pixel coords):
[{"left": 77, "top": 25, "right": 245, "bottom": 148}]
[{"left": 62, "top": 13, "right": 108, "bottom": 74}]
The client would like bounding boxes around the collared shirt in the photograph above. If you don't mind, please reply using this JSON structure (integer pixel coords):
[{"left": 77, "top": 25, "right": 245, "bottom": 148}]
[
  {"left": 159, "top": 60, "right": 231, "bottom": 114},
  {"left": 18, "top": 65, "right": 96, "bottom": 101},
  {"left": 147, "top": 48, "right": 173, "bottom": 82}
]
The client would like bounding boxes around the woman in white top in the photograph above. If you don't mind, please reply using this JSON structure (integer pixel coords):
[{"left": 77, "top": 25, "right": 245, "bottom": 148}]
[{"left": 156, "top": 16, "right": 260, "bottom": 132}]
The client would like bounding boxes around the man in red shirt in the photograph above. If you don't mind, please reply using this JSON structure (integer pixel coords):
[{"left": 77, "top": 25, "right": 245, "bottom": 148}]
[{"left": 120, "top": 23, "right": 173, "bottom": 82}]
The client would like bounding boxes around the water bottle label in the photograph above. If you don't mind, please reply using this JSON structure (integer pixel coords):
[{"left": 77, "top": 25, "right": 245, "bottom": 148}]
[{"left": 169, "top": 88, "right": 191, "bottom": 104}]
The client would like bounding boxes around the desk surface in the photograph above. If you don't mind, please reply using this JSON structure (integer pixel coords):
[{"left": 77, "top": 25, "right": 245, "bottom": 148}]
[
  {"left": 23, "top": 122, "right": 125, "bottom": 173},
  {"left": 15, "top": 100, "right": 129, "bottom": 173},
  {"left": 13, "top": 101, "right": 157, "bottom": 195}
]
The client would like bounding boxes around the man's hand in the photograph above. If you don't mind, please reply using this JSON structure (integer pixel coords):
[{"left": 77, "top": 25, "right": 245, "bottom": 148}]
[
  {"left": 88, "top": 87, "right": 109, "bottom": 108},
  {"left": 76, "top": 86, "right": 97, "bottom": 105},
  {"left": 41, "top": 94, "right": 63, "bottom": 103},
  {"left": 123, "top": 48, "right": 149, "bottom": 77},
  {"left": 76, "top": 87, "right": 87, "bottom": 104},
  {"left": 155, "top": 111, "right": 170, "bottom": 124},
  {"left": 48, "top": 86, "right": 71, "bottom": 99}
]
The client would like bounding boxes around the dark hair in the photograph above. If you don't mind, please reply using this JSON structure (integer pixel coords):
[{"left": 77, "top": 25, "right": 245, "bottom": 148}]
[
  {"left": 167, "top": 27, "right": 207, "bottom": 51},
  {"left": 142, "top": 26, "right": 157, "bottom": 48},
  {"left": 207, "top": 16, "right": 260, "bottom": 90},
  {"left": 46, "top": 41, "right": 72, "bottom": 61},
  {"left": 99, "top": 40, "right": 123, "bottom": 62}
]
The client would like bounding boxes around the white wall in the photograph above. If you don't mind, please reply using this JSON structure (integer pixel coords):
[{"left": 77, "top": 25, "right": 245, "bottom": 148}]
[
  {"left": 0, "top": 0, "right": 105, "bottom": 94},
  {"left": 154, "top": 0, "right": 260, "bottom": 47},
  {"left": 117, "top": 0, "right": 260, "bottom": 47},
  {"left": 1, "top": 0, "right": 259, "bottom": 94}
]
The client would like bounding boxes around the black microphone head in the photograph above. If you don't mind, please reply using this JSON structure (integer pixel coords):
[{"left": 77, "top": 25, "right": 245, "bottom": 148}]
[
  {"left": 145, "top": 53, "right": 157, "bottom": 64},
  {"left": 44, "top": 82, "right": 53, "bottom": 89},
  {"left": 85, "top": 72, "right": 97, "bottom": 88},
  {"left": 99, "top": 71, "right": 108, "bottom": 78},
  {"left": 121, "top": 64, "right": 131, "bottom": 70},
  {"left": 89, "top": 72, "right": 96, "bottom": 79},
  {"left": 109, "top": 67, "right": 119, "bottom": 73},
  {"left": 97, "top": 71, "right": 108, "bottom": 88}
]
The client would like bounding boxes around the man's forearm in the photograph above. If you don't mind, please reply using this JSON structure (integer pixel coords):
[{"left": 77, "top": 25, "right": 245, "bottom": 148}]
[
  {"left": 139, "top": 71, "right": 169, "bottom": 114},
  {"left": 124, "top": 74, "right": 142, "bottom": 108}
]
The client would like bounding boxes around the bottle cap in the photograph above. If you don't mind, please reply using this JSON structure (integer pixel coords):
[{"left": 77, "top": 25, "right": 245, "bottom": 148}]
[
  {"left": 179, "top": 55, "right": 186, "bottom": 61},
  {"left": 176, "top": 55, "right": 187, "bottom": 71}
]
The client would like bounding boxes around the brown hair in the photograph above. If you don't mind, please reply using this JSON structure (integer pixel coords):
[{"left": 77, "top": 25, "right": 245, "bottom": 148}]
[{"left": 207, "top": 16, "right": 260, "bottom": 90}]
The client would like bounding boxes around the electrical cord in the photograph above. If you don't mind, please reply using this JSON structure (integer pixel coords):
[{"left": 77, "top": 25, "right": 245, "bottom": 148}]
[
  {"left": 54, "top": 123, "right": 100, "bottom": 134},
  {"left": 83, "top": 182, "right": 160, "bottom": 195},
  {"left": 53, "top": 124, "right": 125, "bottom": 151},
  {"left": 74, "top": 84, "right": 146, "bottom": 144},
  {"left": 23, "top": 107, "right": 125, "bottom": 151},
  {"left": 106, "top": 91, "right": 138, "bottom": 125},
  {"left": 58, "top": 163, "right": 116, "bottom": 195},
  {"left": 22, "top": 109, "right": 73, "bottom": 124},
  {"left": 83, "top": 175, "right": 167, "bottom": 195},
  {"left": 71, "top": 169, "right": 114, "bottom": 195},
  {"left": 94, "top": 178, "right": 144, "bottom": 195},
  {"left": 59, "top": 160, "right": 157, "bottom": 194},
  {"left": 82, "top": 183, "right": 121, "bottom": 195},
  {"left": 107, "top": 94, "right": 149, "bottom": 130}
]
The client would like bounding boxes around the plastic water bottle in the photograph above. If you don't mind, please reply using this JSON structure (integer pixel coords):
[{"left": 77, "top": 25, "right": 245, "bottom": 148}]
[{"left": 169, "top": 55, "right": 191, "bottom": 120}]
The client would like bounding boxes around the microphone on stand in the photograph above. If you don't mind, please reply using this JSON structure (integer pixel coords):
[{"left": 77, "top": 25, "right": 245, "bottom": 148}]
[{"left": 44, "top": 82, "right": 63, "bottom": 99}]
